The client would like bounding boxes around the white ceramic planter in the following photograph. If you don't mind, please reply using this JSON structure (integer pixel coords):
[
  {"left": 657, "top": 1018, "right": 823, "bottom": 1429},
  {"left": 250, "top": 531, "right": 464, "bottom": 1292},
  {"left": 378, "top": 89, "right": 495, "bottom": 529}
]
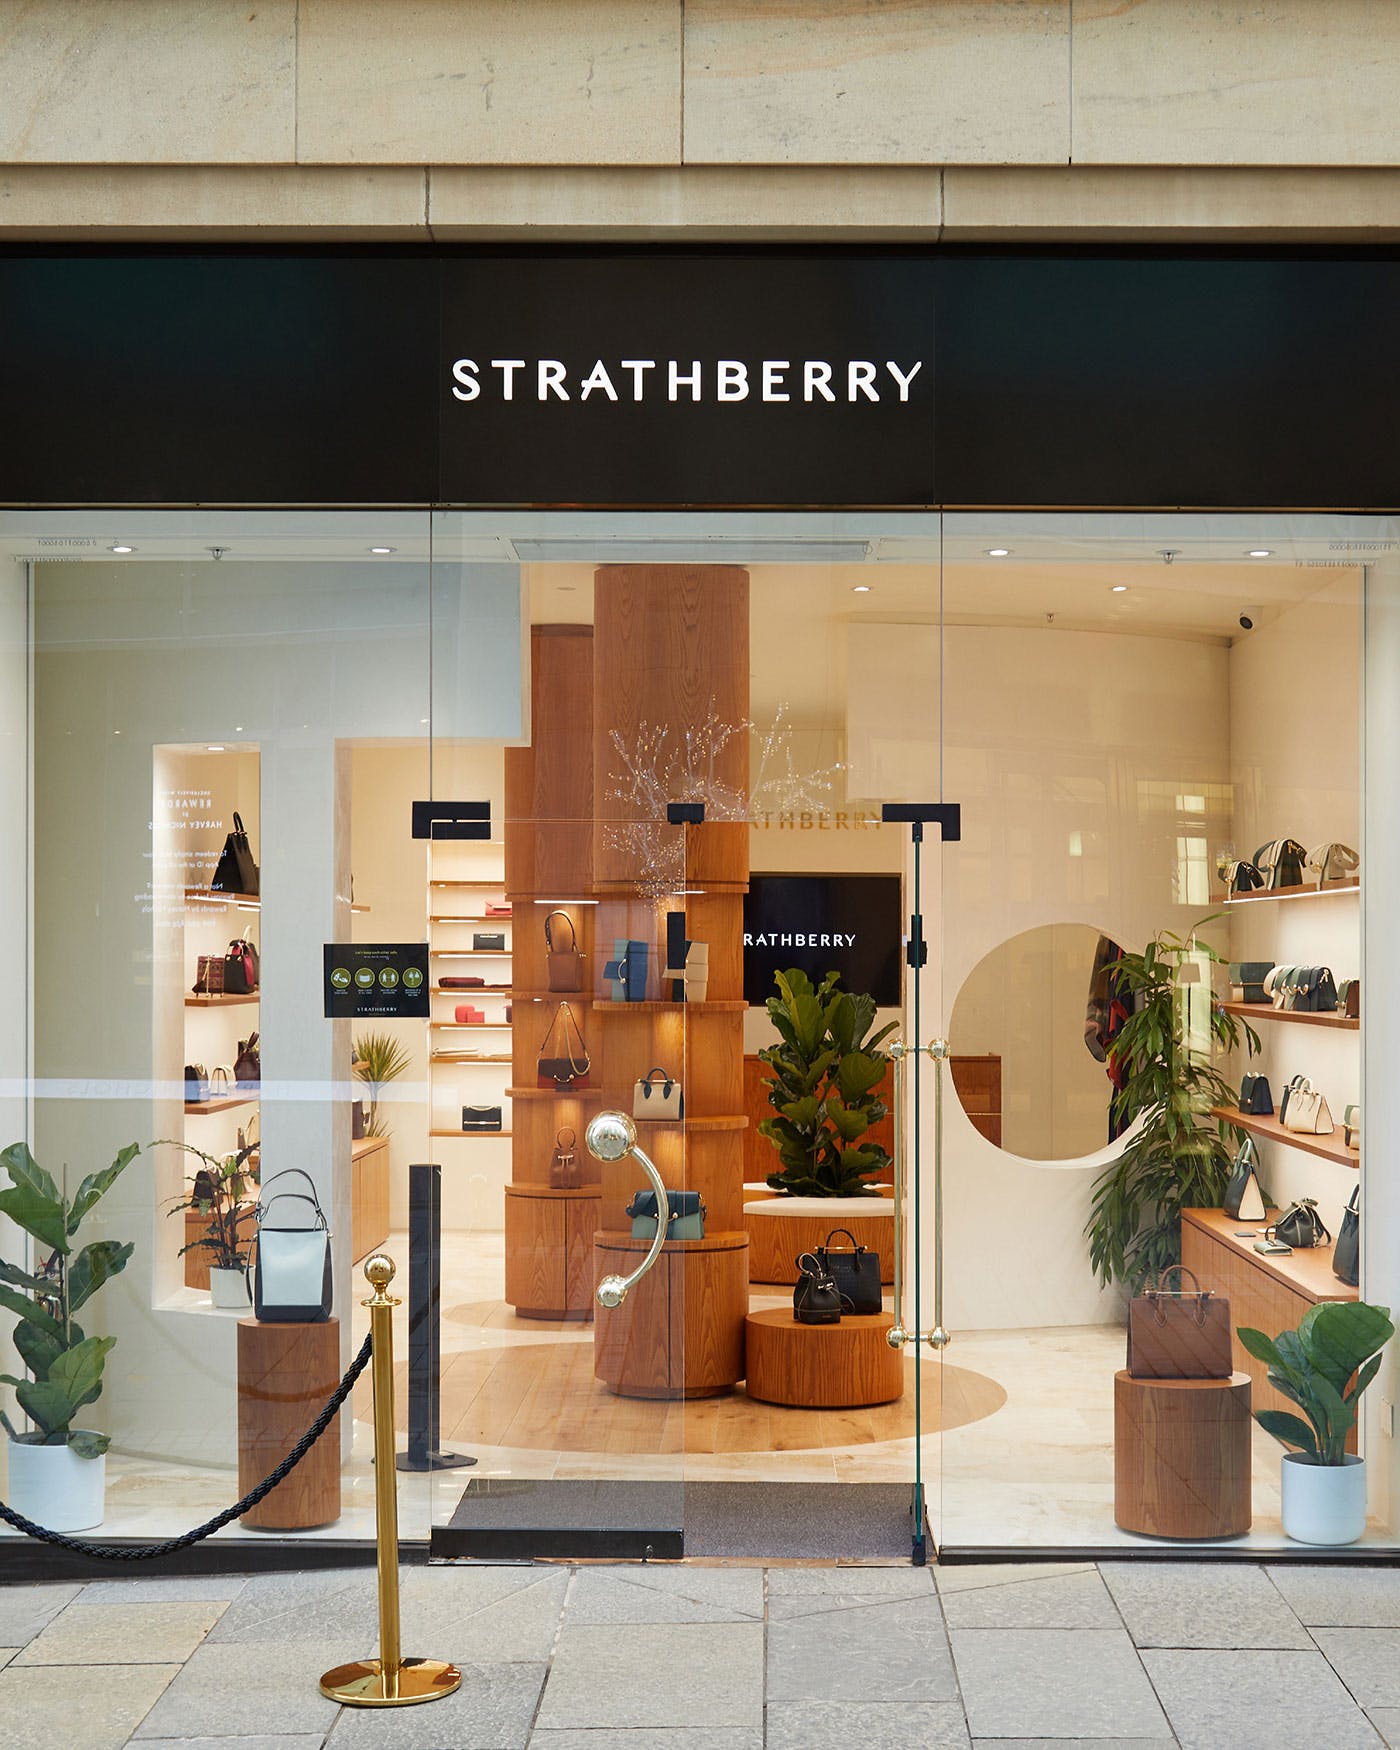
[
  {"left": 1281, "top": 1451, "right": 1367, "bottom": 1545},
  {"left": 209, "top": 1266, "right": 251, "bottom": 1310},
  {"left": 7, "top": 1435, "right": 106, "bottom": 1532}
]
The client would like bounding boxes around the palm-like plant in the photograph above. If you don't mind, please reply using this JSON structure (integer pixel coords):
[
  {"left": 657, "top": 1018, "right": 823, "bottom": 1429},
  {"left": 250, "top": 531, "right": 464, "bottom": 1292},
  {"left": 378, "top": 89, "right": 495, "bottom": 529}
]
[
  {"left": 353, "top": 1031, "right": 412, "bottom": 1138},
  {"left": 1086, "top": 921, "right": 1259, "bottom": 1291}
]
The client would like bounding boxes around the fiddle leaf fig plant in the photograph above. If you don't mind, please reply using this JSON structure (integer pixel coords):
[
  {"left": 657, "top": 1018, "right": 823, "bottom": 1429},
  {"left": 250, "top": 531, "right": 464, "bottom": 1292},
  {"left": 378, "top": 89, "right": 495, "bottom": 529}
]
[
  {"left": 1238, "top": 1300, "right": 1394, "bottom": 1465},
  {"left": 759, "top": 968, "right": 897, "bottom": 1198},
  {"left": 0, "top": 1140, "right": 139, "bottom": 1457}
]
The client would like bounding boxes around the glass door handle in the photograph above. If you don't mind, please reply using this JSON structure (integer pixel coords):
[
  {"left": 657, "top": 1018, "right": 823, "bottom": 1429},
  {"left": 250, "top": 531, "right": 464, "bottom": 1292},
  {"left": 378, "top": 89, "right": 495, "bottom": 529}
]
[{"left": 585, "top": 1111, "right": 670, "bottom": 1309}]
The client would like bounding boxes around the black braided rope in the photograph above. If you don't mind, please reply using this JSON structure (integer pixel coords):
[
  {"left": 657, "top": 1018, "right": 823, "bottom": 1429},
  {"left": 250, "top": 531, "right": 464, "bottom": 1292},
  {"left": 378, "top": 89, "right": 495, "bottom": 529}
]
[{"left": 0, "top": 1332, "right": 373, "bottom": 1561}]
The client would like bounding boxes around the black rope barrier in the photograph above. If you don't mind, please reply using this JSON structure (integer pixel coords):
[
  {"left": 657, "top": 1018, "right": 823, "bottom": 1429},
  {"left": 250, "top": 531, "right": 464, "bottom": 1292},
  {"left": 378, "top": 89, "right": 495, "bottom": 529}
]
[{"left": 0, "top": 1332, "right": 373, "bottom": 1561}]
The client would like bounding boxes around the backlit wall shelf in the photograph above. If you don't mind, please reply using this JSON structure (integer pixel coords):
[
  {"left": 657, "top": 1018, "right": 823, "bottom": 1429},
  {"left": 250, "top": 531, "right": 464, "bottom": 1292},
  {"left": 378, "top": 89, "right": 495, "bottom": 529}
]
[
  {"left": 1223, "top": 879, "right": 1359, "bottom": 906},
  {"left": 427, "top": 854, "right": 511, "bottom": 1144},
  {"left": 185, "top": 992, "right": 260, "bottom": 1008},
  {"left": 1212, "top": 1105, "right": 1359, "bottom": 1169},
  {"left": 1221, "top": 1001, "right": 1359, "bottom": 1031}
]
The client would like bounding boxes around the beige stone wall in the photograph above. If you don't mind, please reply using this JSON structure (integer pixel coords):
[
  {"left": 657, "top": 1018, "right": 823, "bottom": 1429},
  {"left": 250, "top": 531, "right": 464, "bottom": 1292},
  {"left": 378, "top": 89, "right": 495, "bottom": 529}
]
[{"left": 3, "top": 1, "right": 1400, "bottom": 237}]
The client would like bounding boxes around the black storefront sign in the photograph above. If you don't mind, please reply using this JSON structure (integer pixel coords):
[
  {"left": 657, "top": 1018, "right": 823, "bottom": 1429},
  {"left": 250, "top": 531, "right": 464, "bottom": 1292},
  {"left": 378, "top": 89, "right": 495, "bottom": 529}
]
[
  {"left": 2, "top": 249, "right": 1399, "bottom": 509},
  {"left": 324, "top": 942, "right": 430, "bottom": 1020}
]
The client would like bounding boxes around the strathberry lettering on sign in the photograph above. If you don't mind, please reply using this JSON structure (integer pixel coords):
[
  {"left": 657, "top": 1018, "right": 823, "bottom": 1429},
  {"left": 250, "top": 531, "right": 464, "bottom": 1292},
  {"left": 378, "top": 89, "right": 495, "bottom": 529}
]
[
  {"left": 744, "top": 932, "right": 858, "bottom": 948},
  {"left": 450, "top": 357, "right": 924, "bottom": 406}
]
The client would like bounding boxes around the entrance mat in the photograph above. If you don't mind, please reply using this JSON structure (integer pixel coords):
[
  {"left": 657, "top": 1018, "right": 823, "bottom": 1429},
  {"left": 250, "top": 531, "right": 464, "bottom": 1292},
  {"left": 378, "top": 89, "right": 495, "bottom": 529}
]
[{"left": 431, "top": 1478, "right": 924, "bottom": 1562}]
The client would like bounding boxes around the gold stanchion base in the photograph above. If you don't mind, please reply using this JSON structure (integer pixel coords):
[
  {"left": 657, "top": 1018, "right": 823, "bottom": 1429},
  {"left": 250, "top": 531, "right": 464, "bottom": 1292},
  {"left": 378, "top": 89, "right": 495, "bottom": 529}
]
[{"left": 319, "top": 1657, "right": 462, "bottom": 1707}]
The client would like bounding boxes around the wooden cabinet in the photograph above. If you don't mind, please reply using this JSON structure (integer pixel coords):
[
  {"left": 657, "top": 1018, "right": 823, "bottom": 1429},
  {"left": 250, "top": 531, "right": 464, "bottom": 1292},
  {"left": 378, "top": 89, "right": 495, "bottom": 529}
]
[
  {"left": 950, "top": 1053, "right": 1002, "bottom": 1148},
  {"left": 350, "top": 1135, "right": 390, "bottom": 1264},
  {"left": 1181, "top": 1207, "right": 1357, "bottom": 1452},
  {"left": 504, "top": 1184, "right": 601, "bottom": 1320},
  {"left": 594, "top": 1231, "right": 748, "bottom": 1399},
  {"left": 237, "top": 1317, "right": 341, "bottom": 1529}
]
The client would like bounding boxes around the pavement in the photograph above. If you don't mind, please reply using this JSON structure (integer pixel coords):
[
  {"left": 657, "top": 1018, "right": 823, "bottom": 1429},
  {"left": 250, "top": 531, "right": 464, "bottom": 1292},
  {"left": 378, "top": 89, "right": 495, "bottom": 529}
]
[{"left": 0, "top": 1559, "right": 1397, "bottom": 1748}]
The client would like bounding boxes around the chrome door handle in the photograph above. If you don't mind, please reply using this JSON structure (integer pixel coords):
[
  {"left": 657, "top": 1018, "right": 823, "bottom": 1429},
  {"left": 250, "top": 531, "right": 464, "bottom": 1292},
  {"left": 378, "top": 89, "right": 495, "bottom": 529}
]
[{"left": 585, "top": 1111, "right": 670, "bottom": 1309}]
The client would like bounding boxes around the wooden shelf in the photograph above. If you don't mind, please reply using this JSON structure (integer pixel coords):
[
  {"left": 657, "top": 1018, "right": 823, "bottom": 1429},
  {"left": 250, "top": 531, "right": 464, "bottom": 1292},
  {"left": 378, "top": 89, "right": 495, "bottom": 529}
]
[
  {"left": 429, "top": 1127, "right": 511, "bottom": 1139},
  {"left": 1183, "top": 1206, "right": 1357, "bottom": 1303},
  {"left": 592, "top": 999, "right": 748, "bottom": 1015},
  {"left": 430, "top": 1021, "right": 511, "bottom": 1030},
  {"left": 423, "top": 913, "right": 509, "bottom": 923},
  {"left": 184, "top": 887, "right": 260, "bottom": 908},
  {"left": 430, "top": 949, "right": 512, "bottom": 958},
  {"left": 1211, "top": 1105, "right": 1359, "bottom": 1168},
  {"left": 430, "top": 880, "right": 506, "bottom": 889},
  {"left": 432, "top": 983, "right": 511, "bottom": 994},
  {"left": 1224, "top": 879, "right": 1359, "bottom": 906},
  {"left": 429, "top": 1052, "right": 512, "bottom": 1064},
  {"left": 185, "top": 993, "right": 260, "bottom": 1007},
  {"left": 185, "top": 1096, "right": 257, "bottom": 1115},
  {"left": 510, "top": 989, "right": 595, "bottom": 1003},
  {"left": 1221, "top": 1001, "right": 1358, "bottom": 1031}
]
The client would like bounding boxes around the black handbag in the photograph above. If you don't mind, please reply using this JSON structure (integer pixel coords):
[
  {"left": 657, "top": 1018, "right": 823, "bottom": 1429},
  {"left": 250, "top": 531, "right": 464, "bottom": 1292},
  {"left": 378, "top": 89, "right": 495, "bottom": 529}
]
[
  {"left": 234, "top": 1032, "right": 260, "bottom": 1088},
  {"left": 473, "top": 932, "right": 506, "bottom": 951},
  {"left": 224, "top": 936, "right": 259, "bottom": 995},
  {"left": 1254, "top": 837, "right": 1307, "bottom": 891},
  {"left": 1270, "top": 1198, "right": 1331, "bottom": 1250},
  {"left": 1228, "top": 962, "right": 1274, "bottom": 1004},
  {"left": 1334, "top": 1185, "right": 1360, "bottom": 1286},
  {"left": 1286, "top": 965, "right": 1338, "bottom": 1013},
  {"left": 814, "top": 1227, "right": 882, "bottom": 1315},
  {"left": 1223, "top": 859, "right": 1264, "bottom": 895},
  {"left": 1223, "top": 1135, "right": 1266, "bottom": 1220},
  {"left": 1238, "top": 1073, "right": 1273, "bottom": 1116},
  {"left": 462, "top": 1105, "right": 503, "bottom": 1132},
  {"left": 184, "top": 1062, "right": 209, "bottom": 1104},
  {"left": 1277, "top": 1073, "right": 1305, "bottom": 1127},
  {"left": 211, "top": 810, "right": 259, "bottom": 896},
  {"left": 793, "top": 1253, "right": 845, "bottom": 1326}
]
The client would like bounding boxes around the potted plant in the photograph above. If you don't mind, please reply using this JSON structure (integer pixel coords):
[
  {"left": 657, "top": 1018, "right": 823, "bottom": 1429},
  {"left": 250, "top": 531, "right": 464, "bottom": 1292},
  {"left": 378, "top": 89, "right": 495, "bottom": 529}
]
[
  {"left": 1086, "top": 922, "right": 1259, "bottom": 1291},
  {"left": 759, "top": 968, "right": 897, "bottom": 1197},
  {"left": 161, "top": 1140, "right": 258, "bottom": 1309},
  {"left": 1238, "top": 1300, "right": 1393, "bottom": 1545},
  {"left": 0, "top": 1139, "right": 139, "bottom": 1531},
  {"left": 353, "top": 1031, "right": 412, "bottom": 1138}
]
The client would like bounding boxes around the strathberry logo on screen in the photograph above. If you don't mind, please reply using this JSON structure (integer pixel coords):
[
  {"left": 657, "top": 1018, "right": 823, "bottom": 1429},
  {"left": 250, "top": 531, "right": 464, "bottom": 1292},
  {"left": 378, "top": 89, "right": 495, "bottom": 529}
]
[{"left": 449, "top": 357, "right": 924, "bottom": 405}]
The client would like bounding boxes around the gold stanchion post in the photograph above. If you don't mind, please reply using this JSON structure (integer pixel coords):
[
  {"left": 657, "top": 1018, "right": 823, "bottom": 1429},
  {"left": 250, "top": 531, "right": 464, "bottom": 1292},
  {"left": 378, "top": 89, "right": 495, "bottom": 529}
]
[{"left": 320, "top": 1255, "right": 462, "bottom": 1708}]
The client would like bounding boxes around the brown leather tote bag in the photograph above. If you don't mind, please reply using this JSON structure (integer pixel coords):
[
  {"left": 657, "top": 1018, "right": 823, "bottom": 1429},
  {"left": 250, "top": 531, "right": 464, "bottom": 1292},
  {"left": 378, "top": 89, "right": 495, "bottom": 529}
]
[{"left": 1127, "top": 1265, "right": 1233, "bottom": 1379}]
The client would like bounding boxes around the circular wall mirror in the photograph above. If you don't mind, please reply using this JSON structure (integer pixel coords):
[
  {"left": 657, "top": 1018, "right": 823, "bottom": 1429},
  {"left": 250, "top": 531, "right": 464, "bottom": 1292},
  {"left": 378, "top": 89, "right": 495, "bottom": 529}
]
[{"left": 949, "top": 923, "right": 1133, "bottom": 1162}]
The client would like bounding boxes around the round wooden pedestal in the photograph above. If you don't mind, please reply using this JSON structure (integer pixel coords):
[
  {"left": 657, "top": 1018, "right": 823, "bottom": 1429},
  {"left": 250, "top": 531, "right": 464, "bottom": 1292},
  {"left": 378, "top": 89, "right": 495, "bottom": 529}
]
[
  {"left": 237, "top": 1317, "right": 342, "bottom": 1530},
  {"left": 1114, "top": 1369, "right": 1252, "bottom": 1540},
  {"left": 744, "top": 1309, "right": 904, "bottom": 1409},
  {"left": 743, "top": 1196, "right": 896, "bottom": 1285}
]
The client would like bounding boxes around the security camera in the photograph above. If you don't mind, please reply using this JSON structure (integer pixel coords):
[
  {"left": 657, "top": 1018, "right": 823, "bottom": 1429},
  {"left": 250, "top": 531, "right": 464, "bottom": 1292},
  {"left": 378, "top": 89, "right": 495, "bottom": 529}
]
[{"left": 1238, "top": 607, "right": 1261, "bottom": 631}]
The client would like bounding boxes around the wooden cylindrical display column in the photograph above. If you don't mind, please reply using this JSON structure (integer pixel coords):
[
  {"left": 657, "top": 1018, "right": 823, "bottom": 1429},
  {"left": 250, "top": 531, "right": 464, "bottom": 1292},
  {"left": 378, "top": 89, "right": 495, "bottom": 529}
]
[
  {"left": 237, "top": 1317, "right": 342, "bottom": 1530},
  {"left": 1114, "top": 1369, "right": 1252, "bottom": 1539}
]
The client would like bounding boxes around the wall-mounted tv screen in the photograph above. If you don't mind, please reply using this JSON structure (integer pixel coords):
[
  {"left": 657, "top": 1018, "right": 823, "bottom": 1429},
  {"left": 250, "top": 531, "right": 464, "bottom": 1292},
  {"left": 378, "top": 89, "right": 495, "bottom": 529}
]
[{"left": 743, "top": 873, "right": 902, "bottom": 1009}]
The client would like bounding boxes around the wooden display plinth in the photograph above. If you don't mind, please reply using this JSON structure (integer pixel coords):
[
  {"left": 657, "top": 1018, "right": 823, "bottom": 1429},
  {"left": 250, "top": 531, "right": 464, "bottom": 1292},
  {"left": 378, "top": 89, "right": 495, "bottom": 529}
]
[
  {"left": 1113, "top": 1369, "right": 1252, "bottom": 1540},
  {"left": 744, "top": 1309, "right": 904, "bottom": 1409},
  {"left": 504, "top": 1183, "right": 601, "bottom": 1320},
  {"left": 237, "top": 1317, "right": 342, "bottom": 1530},
  {"left": 744, "top": 1198, "right": 896, "bottom": 1286},
  {"left": 594, "top": 1230, "right": 748, "bottom": 1399}
]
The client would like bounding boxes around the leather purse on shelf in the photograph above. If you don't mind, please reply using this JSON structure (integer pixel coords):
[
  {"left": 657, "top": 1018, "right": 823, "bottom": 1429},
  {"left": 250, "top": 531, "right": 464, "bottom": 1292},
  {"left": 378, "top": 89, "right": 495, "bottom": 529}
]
[
  {"left": 1228, "top": 962, "right": 1274, "bottom": 1004},
  {"left": 223, "top": 936, "right": 259, "bottom": 996},
  {"left": 603, "top": 938, "right": 649, "bottom": 1003},
  {"left": 209, "top": 1065, "right": 234, "bottom": 1097},
  {"left": 1222, "top": 858, "right": 1265, "bottom": 896},
  {"left": 1334, "top": 1185, "right": 1360, "bottom": 1286},
  {"left": 1238, "top": 1073, "right": 1274, "bottom": 1116},
  {"left": 1338, "top": 978, "right": 1361, "bottom": 1020},
  {"left": 184, "top": 1062, "right": 209, "bottom": 1103},
  {"left": 1277, "top": 1073, "right": 1305, "bottom": 1126},
  {"left": 793, "top": 1252, "right": 845, "bottom": 1326},
  {"left": 1285, "top": 966, "right": 1337, "bottom": 1013},
  {"left": 1308, "top": 841, "right": 1359, "bottom": 885},
  {"left": 462, "top": 1105, "right": 503, "bottom": 1132},
  {"left": 454, "top": 1003, "right": 486, "bottom": 1024},
  {"left": 1344, "top": 1103, "right": 1361, "bottom": 1150},
  {"left": 1269, "top": 1198, "right": 1331, "bottom": 1249},
  {"left": 234, "top": 1032, "right": 260, "bottom": 1087},
  {"left": 627, "top": 1189, "right": 704, "bottom": 1241},
  {"left": 210, "top": 810, "right": 260, "bottom": 896},
  {"left": 440, "top": 974, "right": 485, "bottom": 989},
  {"left": 1127, "top": 1266, "right": 1232, "bottom": 1380},
  {"left": 192, "top": 955, "right": 224, "bottom": 996},
  {"left": 1263, "top": 965, "right": 1290, "bottom": 1009},
  {"left": 536, "top": 1001, "right": 591, "bottom": 1091},
  {"left": 1254, "top": 837, "right": 1307, "bottom": 891},
  {"left": 544, "top": 910, "right": 584, "bottom": 993},
  {"left": 1282, "top": 1079, "right": 1334, "bottom": 1135},
  {"left": 485, "top": 901, "right": 513, "bottom": 917},
  {"left": 815, "top": 1227, "right": 882, "bottom": 1315},
  {"left": 252, "top": 1169, "right": 331, "bottom": 1323},
  {"left": 473, "top": 932, "right": 506, "bottom": 951},
  {"left": 633, "top": 1066, "right": 683, "bottom": 1122},
  {"left": 549, "top": 1127, "right": 578, "bottom": 1190},
  {"left": 1223, "top": 1135, "right": 1267, "bottom": 1221}
]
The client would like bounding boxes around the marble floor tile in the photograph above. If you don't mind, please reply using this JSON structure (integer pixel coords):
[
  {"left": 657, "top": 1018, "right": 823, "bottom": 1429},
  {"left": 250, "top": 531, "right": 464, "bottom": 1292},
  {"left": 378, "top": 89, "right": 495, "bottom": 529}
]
[
  {"left": 934, "top": 1561, "right": 1095, "bottom": 1594},
  {"left": 951, "top": 1628, "right": 1169, "bottom": 1740},
  {"left": 14, "top": 1601, "right": 223, "bottom": 1666},
  {"left": 768, "top": 1699, "right": 970, "bottom": 1749},
  {"left": 536, "top": 1622, "right": 763, "bottom": 1730},
  {"left": 1102, "top": 1561, "right": 1311, "bottom": 1648},
  {"left": 565, "top": 1564, "right": 762, "bottom": 1623},
  {"left": 1142, "top": 1647, "right": 1382, "bottom": 1749},
  {"left": 132, "top": 1639, "right": 352, "bottom": 1739},
  {"left": 326, "top": 1661, "right": 545, "bottom": 1748},
  {"left": 1311, "top": 1629, "right": 1400, "bottom": 1707},
  {"left": 0, "top": 1583, "right": 82, "bottom": 1646},
  {"left": 530, "top": 1733, "right": 762, "bottom": 1750},
  {"left": 768, "top": 1596, "right": 957, "bottom": 1702},
  {"left": 940, "top": 1567, "right": 1120, "bottom": 1630},
  {"left": 0, "top": 1661, "right": 180, "bottom": 1750},
  {"left": 1269, "top": 1566, "right": 1400, "bottom": 1626}
]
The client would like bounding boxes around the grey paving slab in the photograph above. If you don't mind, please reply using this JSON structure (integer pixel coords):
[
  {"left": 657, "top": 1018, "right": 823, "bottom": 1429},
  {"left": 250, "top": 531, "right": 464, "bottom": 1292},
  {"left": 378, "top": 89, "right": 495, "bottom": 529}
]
[
  {"left": 0, "top": 1661, "right": 181, "bottom": 1750},
  {"left": 935, "top": 1561, "right": 1097, "bottom": 1595},
  {"left": 1370, "top": 1709, "right": 1400, "bottom": 1749},
  {"left": 766, "top": 1566, "right": 938, "bottom": 1622},
  {"left": 0, "top": 1582, "right": 82, "bottom": 1645},
  {"left": 1101, "top": 1560, "right": 1312, "bottom": 1648},
  {"left": 1312, "top": 1628, "right": 1400, "bottom": 1707},
  {"left": 564, "top": 1564, "right": 763, "bottom": 1623},
  {"left": 940, "top": 1567, "right": 1120, "bottom": 1630},
  {"left": 1270, "top": 1565, "right": 1400, "bottom": 1626},
  {"left": 133, "top": 1637, "right": 352, "bottom": 1739},
  {"left": 530, "top": 1733, "right": 763, "bottom": 1750},
  {"left": 79, "top": 1575, "right": 250, "bottom": 1604},
  {"left": 970, "top": 1743, "right": 1180, "bottom": 1749},
  {"left": 13, "top": 1600, "right": 223, "bottom": 1665},
  {"left": 536, "top": 1621, "right": 763, "bottom": 1731},
  {"left": 138, "top": 1740, "right": 325, "bottom": 1750},
  {"left": 768, "top": 1596, "right": 958, "bottom": 1703},
  {"left": 0, "top": 1648, "right": 15, "bottom": 1668},
  {"left": 327, "top": 1660, "right": 546, "bottom": 1749},
  {"left": 1142, "top": 1647, "right": 1383, "bottom": 1749},
  {"left": 768, "top": 1699, "right": 970, "bottom": 1750},
  {"left": 951, "top": 1628, "right": 1170, "bottom": 1740}
]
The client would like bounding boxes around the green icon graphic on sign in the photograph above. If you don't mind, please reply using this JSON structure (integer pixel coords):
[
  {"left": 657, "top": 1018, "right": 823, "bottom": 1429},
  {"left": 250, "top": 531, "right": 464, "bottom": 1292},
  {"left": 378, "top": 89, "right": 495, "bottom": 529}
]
[
  {"left": 378, "top": 967, "right": 400, "bottom": 990},
  {"left": 354, "top": 967, "right": 376, "bottom": 989},
  {"left": 330, "top": 967, "right": 352, "bottom": 990},
  {"left": 402, "top": 966, "right": 424, "bottom": 989}
]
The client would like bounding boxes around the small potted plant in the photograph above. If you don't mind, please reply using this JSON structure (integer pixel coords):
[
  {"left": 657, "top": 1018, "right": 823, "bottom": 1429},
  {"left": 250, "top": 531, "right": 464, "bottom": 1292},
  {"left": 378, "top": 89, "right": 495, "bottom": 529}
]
[
  {"left": 1238, "top": 1299, "right": 1394, "bottom": 1545},
  {"left": 353, "top": 1031, "right": 412, "bottom": 1138},
  {"left": 0, "top": 1139, "right": 139, "bottom": 1531},
  {"left": 161, "top": 1140, "right": 258, "bottom": 1309}
]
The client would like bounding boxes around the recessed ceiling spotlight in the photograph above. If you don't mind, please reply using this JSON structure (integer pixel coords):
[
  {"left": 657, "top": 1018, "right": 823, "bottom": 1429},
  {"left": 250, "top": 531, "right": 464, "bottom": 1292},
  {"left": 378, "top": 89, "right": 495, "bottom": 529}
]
[
  {"left": 206, "top": 744, "right": 225, "bottom": 752},
  {"left": 369, "top": 546, "right": 395, "bottom": 555},
  {"left": 234, "top": 725, "right": 244, "bottom": 733},
  {"left": 419, "top": 718, "right": 429, "bottom": 725},
  {"left": 985, "top": 547, "right": 1011, "bottom": 558},
  {"left": 1111, "top": 585, "right": 1129, "bottom": 593},
  {"left": 109, "top": 544, "right": 134, "bottom": 554},
  {"left": 852, "top": 584, "right": 872, "bottom": 594},
  {"left": 1247, "top": 549, "right": 1273, "bottom": 558}
]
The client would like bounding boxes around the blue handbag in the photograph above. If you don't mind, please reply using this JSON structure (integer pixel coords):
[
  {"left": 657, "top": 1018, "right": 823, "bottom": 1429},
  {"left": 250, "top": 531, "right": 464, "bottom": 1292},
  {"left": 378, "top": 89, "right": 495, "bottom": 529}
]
[
  {"left": 603, "top": 938, "right": 649, "bottom": 1002},
  {"left": 627, "top": 1189, "right": 704, "bottom": 1241}
]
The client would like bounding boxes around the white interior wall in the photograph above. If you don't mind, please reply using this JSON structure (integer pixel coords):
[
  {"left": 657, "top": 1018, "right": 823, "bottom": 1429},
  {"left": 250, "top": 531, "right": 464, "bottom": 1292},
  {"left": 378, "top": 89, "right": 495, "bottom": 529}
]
[{"left": 0, "top": 562, "right": 28, "bottom": 1401}]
